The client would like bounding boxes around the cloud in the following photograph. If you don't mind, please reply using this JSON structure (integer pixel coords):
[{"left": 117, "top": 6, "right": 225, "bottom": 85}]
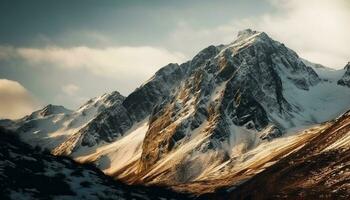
[
  {"left": 0, "top": 45, "right": 186, "bottom": 106},
  {"left": 256, "top": 0, "right": 350, "bottom": 68},
  {"left": 58, "top": 83, "right": 86, "bottom": 108},
  {"left": 62, "top": 83, "right": 80, "bottom": 96},
  {"left": 15, "top": 46, "right": 186, "bottom": 79},
  {"left": 0, "top": 79, "right": 39, "bottom": 119},
  {"left": 171, "top": 0, "right": 350, "bottom": 68},
  {"left": 169, "top": 22, "right": 235, "bottom": 56},
  {"left": 0, "top": 45, "right": 186, "bottom": 92}
]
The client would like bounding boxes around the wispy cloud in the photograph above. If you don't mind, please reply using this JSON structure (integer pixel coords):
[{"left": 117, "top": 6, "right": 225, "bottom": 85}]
[
  {"left": 62, "top": 83, "right": 80, "bottom": 96},
  {"left": 171, "top": 0, "right": 350, "bottom": 68},
  {"left": 257, "top": 0, "right": 350, "bottom": 68},
  {"left": 6, "top": 45, "right": 186, "bottom": 80},
  {"left": 0, "top": 45, "right": 186, "bottom": 108},
  {"left": 0, "top": 79, "right": 39, "bottom": 119}
]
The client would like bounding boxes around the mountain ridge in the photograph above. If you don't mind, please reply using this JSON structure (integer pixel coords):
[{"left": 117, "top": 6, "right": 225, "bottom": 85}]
[{"left": 1, "top": 29, "right": 350, "bottom": 196}]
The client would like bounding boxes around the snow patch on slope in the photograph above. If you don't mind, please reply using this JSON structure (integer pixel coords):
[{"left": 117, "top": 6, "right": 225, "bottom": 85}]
[
  {"left": 197, "top": 124, "right": 326, "bottom": 181},
  {"left": 74, "top": 118, "right": 149, "bottom": 177},
  {"left": 278, "top": 60, "right": 350, "bottom": 128},
  {"left": 284, "top": 81, "right": 349, "bottom": 124}
]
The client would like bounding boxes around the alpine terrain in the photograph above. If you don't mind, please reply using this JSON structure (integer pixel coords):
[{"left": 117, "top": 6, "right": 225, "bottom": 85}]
[{"left": 1, "top": 29, "right": 350, "bottom": 199}]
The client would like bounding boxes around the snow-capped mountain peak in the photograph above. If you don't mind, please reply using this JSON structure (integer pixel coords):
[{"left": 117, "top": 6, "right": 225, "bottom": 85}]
[
  {"left": 237, "top": 28, "right": 261, "bottom": 39},
  {"left": 78, "top": 91, "right": 124, "bottom": 111},
  {"left": 26, "top": 104, "right": 72, "bottom": 120},
  {"left": 2, "top": 29, "right": 350, "bottom": 195}
]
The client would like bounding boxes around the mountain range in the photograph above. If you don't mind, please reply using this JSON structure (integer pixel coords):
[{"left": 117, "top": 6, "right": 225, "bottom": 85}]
[{"left": 1, "top": 29, "right": 350, "bottom": 199}]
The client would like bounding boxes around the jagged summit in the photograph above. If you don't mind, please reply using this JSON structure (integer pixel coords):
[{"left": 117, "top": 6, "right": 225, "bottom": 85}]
[
  {"left": 21, "top": 104, "right": 72, "bottom": 120},
  {"left": 138, "top": 28, "right": 323, "bottom": 172},
  {"left": 235, "top": 29, "right": 270, "bottom": 43},
  {"left": 77, "top": 90, "right": 125, "bottom": 113},
  {"left": 237, "top": 28, "right": 260, "bottom": 38},
  {"left": 39, "top": 104, "right": 72, "bottom": 117}
]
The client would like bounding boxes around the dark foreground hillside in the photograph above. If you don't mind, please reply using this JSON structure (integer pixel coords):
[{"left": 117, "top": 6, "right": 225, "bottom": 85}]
[{"left": 0, "top": 127, "right": 190, "bottom": 200}]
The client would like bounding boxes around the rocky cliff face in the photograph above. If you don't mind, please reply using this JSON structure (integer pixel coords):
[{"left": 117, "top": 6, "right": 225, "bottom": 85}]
[
  {"left": 338, "top": 62, "right": 350, "bottom": 87},
  {"left": 139, "top": 29, "right": 321, "bottom": 172},
  {"left": 82, "top": 63, "right": 186, "bottom": 144},
  {"left": 52, "top": 63, "right": 187, "bottom": 155}
]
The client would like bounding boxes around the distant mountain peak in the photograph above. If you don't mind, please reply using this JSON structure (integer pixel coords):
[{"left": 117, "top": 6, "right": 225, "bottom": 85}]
[
  {"left": 77, "top": 90, "right": 125, "bottom": 112},
  {"left": 236, "top": 29, "right": 270, "bottom": 41},
  {"left": 39, "top": 104, "right": 72, "bottom": 117}
]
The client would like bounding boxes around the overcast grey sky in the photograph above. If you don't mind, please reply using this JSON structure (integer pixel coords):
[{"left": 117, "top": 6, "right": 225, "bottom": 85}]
[{"left": 0, "top": 0, "right": 349, "bottom": 119}]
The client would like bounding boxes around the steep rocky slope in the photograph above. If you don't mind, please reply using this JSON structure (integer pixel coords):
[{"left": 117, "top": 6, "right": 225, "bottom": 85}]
[
  {"left": 102, "top": 29, "right": 348, "bottom": 186},
  {"left": 137, "top": 29, "right": 321, "bottom": 174},
  {"left": 338, "top": 62, "right": 350, "bottom": 87},
  {"left": 52, "top": 63, "right": 186, "bottom": 155},
  {"left": 203, "top": 110, "right": 350, "bottom": 199}
]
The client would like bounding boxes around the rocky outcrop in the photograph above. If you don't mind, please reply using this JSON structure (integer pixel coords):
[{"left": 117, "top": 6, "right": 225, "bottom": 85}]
[
  {"left": 259, "top": 125, "right": 283, "bottom": 141},
  {"left": 338, "top": 62, "right": 350, "bottom": 87}
]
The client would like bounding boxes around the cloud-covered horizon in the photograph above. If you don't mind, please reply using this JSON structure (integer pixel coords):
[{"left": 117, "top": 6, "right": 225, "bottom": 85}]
[
  {"left": 0, "top": 79, "right": 39, "bottom": 119},
  {"left": 15, "top": 46, "right": 186, "bottom": 79},
  {"left": 0, "top": 45, "right": 185, "bottom": 110}
]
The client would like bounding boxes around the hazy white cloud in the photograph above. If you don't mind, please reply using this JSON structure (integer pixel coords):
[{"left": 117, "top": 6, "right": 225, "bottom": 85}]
[
  {"left": 171, "top": 0, "right": 350, "bottom": 68},
  {"left": 54, "top": 93, "right": 88, "bottom": 110},
  {"left": 15, "top": 46, "right": 186, "bottom": 79},
  {"left": 257, "top": 0, "right": 350, "bottom": 68},
  {"left": 62, "top": 83, "right": 80, "bottom": 96},
  {"left": 169, "top": 22, "right": 235, "bottom": 56},
  {"left": 0, "top": 79, "right": 39, "bottom": 119},
  {"left": 1, "top": 1, "right": 348, "bottom": 70},
  {"left": 0, "top": 45, "right": 186, "bottom": 106}
]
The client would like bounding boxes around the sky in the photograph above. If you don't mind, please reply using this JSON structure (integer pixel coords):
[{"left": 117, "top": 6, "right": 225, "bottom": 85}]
[{"left": 0, "top": 0, "right": 349, "bottom": 119}]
